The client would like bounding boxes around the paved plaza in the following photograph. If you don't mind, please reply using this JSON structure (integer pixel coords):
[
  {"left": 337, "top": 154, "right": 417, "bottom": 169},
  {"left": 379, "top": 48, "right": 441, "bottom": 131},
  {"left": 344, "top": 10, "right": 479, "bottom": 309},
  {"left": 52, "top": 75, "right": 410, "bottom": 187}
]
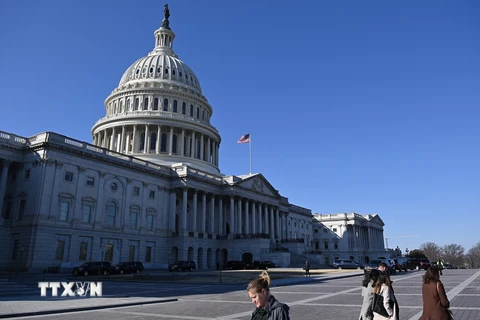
[{"left": 0, "top": 269, "right": 478, "bottom": 319}]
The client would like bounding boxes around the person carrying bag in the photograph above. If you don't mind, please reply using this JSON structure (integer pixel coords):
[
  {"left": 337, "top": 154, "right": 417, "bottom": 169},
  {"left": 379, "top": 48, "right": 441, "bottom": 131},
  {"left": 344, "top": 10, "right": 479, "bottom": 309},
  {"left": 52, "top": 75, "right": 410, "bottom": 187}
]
[
  {"left": 419, "top": 266, "right": 453, "bottom": 320},
  {"left": 370, "top": 272, "right": 399, "bottom": 320}
]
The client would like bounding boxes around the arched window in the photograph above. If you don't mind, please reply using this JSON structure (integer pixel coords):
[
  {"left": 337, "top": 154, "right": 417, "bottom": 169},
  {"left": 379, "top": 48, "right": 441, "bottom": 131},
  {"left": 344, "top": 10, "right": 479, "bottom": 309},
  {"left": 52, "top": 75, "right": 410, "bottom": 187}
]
[
  {"left": 190, "top": 105, "right": 194, "bottom": 117},
  {"left": 196, "top": 140, "right": 201, "bottom": 159},
  {"left": 114, "top": 102, "right": 117, "bottom": 114},
  {"left": 182, "top": 102, "right": 186, "bottom": 114},
  {"left": 173, "top": 100, "right": 178, "bottom": 113},
  {"left": 106, "top": 201, "right": 116, "bottom": 226},
  {"left": 153, "top": 98, "right": 159, "bottom": 110},
  {"left": 196, "top": 107, "right": 200, "bottom": 119},
  {"left": 120, "top": 100, "right": 124, "bottom": 113},
  {"left": 150, "top": 132, "right": 157, "bottom": 151},
  {"left": 172, "top": 134, "right": 177, "bottom": 154},
  {"left": 134, "top": 98, "right": 139, "bottom": 110},
  {"left": 144, "top": 98, "right": 149, "bottom": 110},
  {"left": 163, "top": 99, "right": 168, "bottom": 111},
  {"left": 160, "top": 133, "right": 167, "bottom": 152},
  {"left": 183, "top": 136, "right": 188, "bottom": 156},
  {"left": 127, "top": 99, "right": 131, "bottom": 110},
  {"left": 202, "top": 109, "right": 205, "bottom": 120}
]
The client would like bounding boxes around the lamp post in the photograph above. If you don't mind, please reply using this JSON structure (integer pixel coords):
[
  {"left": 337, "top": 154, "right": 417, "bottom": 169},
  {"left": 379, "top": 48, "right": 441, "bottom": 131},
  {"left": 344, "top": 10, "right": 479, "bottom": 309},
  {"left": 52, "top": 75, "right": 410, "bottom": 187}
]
[
  {"left": 16, "top": 247, "right": 24, "bottom": 277},
  {"left": 405, "top": 248, "right": 409, "bottom": 257}
]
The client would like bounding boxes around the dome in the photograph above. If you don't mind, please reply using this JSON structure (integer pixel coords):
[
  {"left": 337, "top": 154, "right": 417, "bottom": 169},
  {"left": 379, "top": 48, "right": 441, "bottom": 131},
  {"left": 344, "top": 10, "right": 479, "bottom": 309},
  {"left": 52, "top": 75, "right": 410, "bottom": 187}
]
[{"left": 118, "top": 52, "right": 202, "bottom": 93}]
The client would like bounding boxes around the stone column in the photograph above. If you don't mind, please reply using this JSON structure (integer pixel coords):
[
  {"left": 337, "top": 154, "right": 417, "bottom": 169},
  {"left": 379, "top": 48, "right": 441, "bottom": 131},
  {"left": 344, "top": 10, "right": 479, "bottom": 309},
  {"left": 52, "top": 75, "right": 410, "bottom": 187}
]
[
  {"left": 192, "top": 190, "right": 198, "bottom": 232},
  {"left": 132, "top": 125, "right": 137, "bottom": 153},
  {"left": 207, "top": 137, "right": 211, "bottom": 163},
  {"left": 251, "top": 201, "right": 256, "bottom": 234},
  {"left": 209, "top": 195, "right": 215, "bottom": 233},
  {"left": 169, "top": 127, "right": 174, "bottom": 155},
  {"left": 120, "top": 126, "right": 125, "bottom": 153},
  {"left": 144, "top": 125, "right": 149, "bottom": 153},
  {"left": 270, "top": 207, "right": 275, "bottom": 240},
  {"left": 200, "top": 134, "right": 204, "bottom": 161},
  {"left": 264, "top": 205, "right": 269, "bottom": 235},
  {"left": 229, "top": 196, "right": 235, "bottom": 237},
  {"left": 276, "top": 208, "right": 281, "bottom": 241},
  {"left": 258, "top": 203, "right": 263, "bottom": 234},
  {"left": 245, "top": 200, "right": 250, "bottom": 235},
  {"left": 237, "top": 199, "right": 242, "bottom": 234},
  {"left": 155, "top": 125, "right": 161, "bottom": 153},
  {"left": 182, "top": 188, "right": 188, "bottom": 231},
  {"left": 110, "top": 127, "right": 117, "bottom": 150},
  {"left": 201, "top": 193, "right": 206, "bottom": 233},
  {"left": 169, "top": 190, "right": 176, "bottom": 232},
  {"left": 0, "top": 160, "right": 12, "bottom": 215},
  {"left": 181, "top": 129, "right": 185, "bottom": 156},
  {"left": 218, "top": 197, "right": 223, "bottom": 235}
]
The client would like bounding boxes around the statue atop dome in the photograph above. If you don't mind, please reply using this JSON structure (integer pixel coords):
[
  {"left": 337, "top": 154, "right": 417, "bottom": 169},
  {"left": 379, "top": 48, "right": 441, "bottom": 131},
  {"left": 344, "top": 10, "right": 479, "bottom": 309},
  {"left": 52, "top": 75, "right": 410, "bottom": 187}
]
[{"left": 162, "top": 4, "right": 171, "bottom": 29}]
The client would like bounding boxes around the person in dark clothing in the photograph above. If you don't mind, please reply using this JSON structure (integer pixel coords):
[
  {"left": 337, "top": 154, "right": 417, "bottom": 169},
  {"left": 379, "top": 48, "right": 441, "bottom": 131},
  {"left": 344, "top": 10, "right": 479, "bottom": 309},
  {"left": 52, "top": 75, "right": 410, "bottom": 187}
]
[
  {"left": 419, "top": 266, "right": 452, "bottom": 320},
  {"left": 247, "top": 271, "right": 290, "bottom": 320},
  {"left": 305, "top": 260, "right": 310, "bottom": 277}
]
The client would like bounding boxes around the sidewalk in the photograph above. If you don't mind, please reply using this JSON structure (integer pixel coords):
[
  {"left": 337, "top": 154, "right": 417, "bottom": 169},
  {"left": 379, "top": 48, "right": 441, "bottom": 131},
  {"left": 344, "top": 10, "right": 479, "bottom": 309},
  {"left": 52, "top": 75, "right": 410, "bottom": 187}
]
[{"left": 0, "top": 269, "right": 363, "bottom": 318}]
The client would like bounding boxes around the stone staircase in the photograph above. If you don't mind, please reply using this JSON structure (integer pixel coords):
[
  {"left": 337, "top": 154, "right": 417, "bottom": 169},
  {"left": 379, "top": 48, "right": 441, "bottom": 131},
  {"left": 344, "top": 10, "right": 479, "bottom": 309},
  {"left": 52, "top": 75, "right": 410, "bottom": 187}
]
[{"left": 0, "top": 277, "right": 39, "bottom": 297}]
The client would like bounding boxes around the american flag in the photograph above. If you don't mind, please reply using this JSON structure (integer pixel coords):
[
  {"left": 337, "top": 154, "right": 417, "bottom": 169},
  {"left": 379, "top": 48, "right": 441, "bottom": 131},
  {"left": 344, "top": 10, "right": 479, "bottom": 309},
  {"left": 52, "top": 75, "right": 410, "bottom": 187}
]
[{"left": 237, "top": 133, "right": 250, "bottom": 144}]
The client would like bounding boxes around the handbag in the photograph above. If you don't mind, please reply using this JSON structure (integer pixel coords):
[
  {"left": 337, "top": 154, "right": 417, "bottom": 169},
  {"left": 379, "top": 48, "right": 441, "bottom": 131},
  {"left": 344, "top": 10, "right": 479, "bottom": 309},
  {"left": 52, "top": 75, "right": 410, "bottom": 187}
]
[{"left": 372, "top": 293, "right": 390, "bottom": 318}]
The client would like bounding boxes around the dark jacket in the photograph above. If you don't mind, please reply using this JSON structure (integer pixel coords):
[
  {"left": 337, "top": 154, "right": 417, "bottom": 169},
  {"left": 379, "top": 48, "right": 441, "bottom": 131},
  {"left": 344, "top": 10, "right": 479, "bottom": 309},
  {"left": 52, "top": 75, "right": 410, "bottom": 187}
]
[
  {"left": 251, "top": 295, "right": 290, "bottom": 320},
  {"left": 419, "top": 280, "right": 451, "bottom": 320}
]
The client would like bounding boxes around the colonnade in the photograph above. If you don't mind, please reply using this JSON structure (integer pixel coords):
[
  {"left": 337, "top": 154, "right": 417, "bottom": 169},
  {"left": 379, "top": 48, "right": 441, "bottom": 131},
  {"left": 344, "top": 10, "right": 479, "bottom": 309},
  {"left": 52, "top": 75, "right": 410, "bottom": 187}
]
[
  {"left": 172, "top": 189, "right": 287, "bottom": 242},
  {"left": 93, "top": 124, "right": 219, "bottom": 166}
]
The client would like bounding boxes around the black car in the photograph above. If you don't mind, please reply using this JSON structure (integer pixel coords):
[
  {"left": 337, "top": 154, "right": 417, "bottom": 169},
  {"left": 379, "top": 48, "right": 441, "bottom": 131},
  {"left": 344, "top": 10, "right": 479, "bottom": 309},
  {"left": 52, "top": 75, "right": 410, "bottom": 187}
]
[
  {"left": 72, "top": 261, "right": 114, "bottom": 276},
  {"left": 406, "top": 258, "right": 431, "bottom": 270},
  {"left": 332, "top": 259, "right": 363, "bottom": 269},
  {"left": 114, "top": 261, "right": 145, "bottom": 274},
  {"left": 169, "top": 261, "right": 196, "bottom": 272},
  {"left": 251, "top": 260, "right": 279, "bottom": 269},
  {"left": 393, "top": 257, "right": 408, "bottom": 272},
  {"left": 225, "top": 260, "right": 246, "bottom": 270}
]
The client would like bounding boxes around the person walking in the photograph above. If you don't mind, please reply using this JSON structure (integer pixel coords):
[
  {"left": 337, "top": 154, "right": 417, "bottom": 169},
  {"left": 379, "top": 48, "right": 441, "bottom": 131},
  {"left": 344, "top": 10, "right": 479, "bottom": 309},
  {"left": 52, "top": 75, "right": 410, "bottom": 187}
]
[
  {"left": 359, "top": 269, "right": 380, "bottom": 320},
  {"left": 372, "top": 272, "right": 399, "bottom": 320},
  {"left": 247, "top": 271, "right": 290, "bottom": 320},
  {"left": 437, "top": 258, "right": 445, "bottom": 275},
  {"left": 419, "top": 266, "right": 452, "bottom": 320},
  {"left": 305, "top": 260, "right": 310, "bottom": 277}
]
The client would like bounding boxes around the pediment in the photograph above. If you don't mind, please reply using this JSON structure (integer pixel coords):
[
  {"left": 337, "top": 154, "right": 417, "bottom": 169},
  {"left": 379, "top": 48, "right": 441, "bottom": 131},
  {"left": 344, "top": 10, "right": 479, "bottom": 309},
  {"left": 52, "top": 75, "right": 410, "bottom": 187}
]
[
  {"left": 234, "top": 174, "right": 280, "bottom": 198},
  {"left": 367, "top": 214, "right": 385, "bottom": 226}
]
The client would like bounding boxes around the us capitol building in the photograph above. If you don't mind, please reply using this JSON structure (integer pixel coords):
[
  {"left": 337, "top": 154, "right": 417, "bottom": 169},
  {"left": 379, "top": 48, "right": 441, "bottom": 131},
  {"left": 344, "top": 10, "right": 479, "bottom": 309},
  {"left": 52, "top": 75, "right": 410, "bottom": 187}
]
[{"left": 0, "top": 6, "right": 388, "bottom": 272}]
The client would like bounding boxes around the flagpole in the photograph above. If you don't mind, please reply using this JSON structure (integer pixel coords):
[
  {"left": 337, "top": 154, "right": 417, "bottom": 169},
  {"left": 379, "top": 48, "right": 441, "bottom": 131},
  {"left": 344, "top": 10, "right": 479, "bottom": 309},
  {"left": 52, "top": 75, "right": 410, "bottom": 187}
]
[{"left": 249, "top": 132, "right": 252, "bottom": 175}]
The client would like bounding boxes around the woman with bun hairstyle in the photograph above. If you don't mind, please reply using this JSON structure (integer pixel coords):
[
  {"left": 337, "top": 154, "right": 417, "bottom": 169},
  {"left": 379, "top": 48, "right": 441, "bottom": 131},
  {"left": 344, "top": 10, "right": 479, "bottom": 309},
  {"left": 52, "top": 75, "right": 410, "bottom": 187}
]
[{"left": 247, "top": 271, "right": 290, "bottom": 320}]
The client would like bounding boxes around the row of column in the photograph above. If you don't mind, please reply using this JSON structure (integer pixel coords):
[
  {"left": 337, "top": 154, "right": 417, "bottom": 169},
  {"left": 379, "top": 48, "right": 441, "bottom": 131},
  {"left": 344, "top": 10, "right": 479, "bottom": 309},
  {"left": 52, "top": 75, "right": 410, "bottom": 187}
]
[
  {"left": 0, "top": 160, "right": 11, "bottom": 216},
  {"left": 176, "top": 190, "right": 285, "bottom": 242},
  {"left": 93, "top": 124, "right": 219, "bottom": 166}
]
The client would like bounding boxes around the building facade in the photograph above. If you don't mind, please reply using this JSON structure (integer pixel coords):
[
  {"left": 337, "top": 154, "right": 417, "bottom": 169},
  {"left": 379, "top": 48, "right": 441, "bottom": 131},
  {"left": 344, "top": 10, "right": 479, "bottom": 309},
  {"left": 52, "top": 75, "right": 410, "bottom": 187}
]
[{"left": 0, "top": 8, "right": 315, "bottom": 272}]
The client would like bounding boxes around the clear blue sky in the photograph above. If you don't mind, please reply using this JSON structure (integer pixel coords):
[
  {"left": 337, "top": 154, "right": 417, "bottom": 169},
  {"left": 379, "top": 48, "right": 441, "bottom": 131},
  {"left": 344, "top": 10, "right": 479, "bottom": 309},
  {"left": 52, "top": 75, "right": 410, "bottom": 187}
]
[{"left": 1, "top": 0, "right": 479, "bottom": 253}]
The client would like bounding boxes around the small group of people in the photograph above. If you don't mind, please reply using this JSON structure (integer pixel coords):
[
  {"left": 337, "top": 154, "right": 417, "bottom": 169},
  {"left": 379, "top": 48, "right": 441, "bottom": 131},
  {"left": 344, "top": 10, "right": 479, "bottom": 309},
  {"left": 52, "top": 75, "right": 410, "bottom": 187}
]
[
  {"left": 359, "top": 262, "right": 452, "bottom": 320},
  {"left": 245, "top": 261, "right": 451, "bottom": 320}
]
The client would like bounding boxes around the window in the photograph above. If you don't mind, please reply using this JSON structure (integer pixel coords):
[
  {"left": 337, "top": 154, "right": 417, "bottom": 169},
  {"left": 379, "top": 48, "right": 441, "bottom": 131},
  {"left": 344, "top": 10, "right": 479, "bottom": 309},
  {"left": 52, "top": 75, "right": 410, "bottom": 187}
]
[
  {"left": 314, "top": 229, "right": 318, "bottom": 233},
  {"left": 129, "top": 245, "right": 135, "bottom": 262},
  {"left": 334, "top": 241, "right": 339, "bottom": 250},
  {"left": 202, "top": 109, "right": 205, "bottom": 120},
  {"left": 149, "top": 190, "right": 155, "bottom": 199},
  {"left": 18, "top": 199, "right": 26, "bottom": 220},
  {"left": 134, "top": 97, "right": 139, "bottom": 110},
  {"left": 172, "top": 135, "right": 177, "bottom": 154},
  {"left": 2, "top": 201, "right": 12, "bottom": 219},
  {"left": 133, "top": 187, "right": 140, "bottom": 196},
  {"left": 59, "top": 201, "right": 69, "bottom": 221},
  {"left": 143, "top": 98, "right": 149, "bottom": 110},
  {"left": 173, "top": 100, "right": 178, "bottom": 113},
  {"left": 145, "top": 246, "right": 152, "bottom": 263},
  {"left": 146, "top": 215, "right": 153, "bottom": 231},
  {"left": 160, "top": 133, "right": 167, "bottom": 152},
  {"left": 127, "top": 98, "right": 131, "bottom": 110},
  {"left": 182, "top": 102, "right": 186, "bottom": 114},
  {"left": 163, "top": 98, "right": 168, "bottom": 111},
  {"left": 106, "top": 201, "right": 116, "bottom": 226},
  {"left": 333, "top": 228, "right": 337, "bottom": 232},
  {"left": 55, "top": 240, "right": 65, "bottom": 260},
  {"left": 79, "top": 242, "right": 88, "bottom": 261},
  {"left": 104, "top": 244, "right": 114, "bottom": 261},
  {"left": 196, "top": 107, "right": 200, "bottom": 119},
  {"left": 82, "top": 204, "right": 92, "bottom": 223},
  {"left": 64, "top": 172, "right": 73, "bottom": 182},
  {"left": 24, "top": 169, "right": 30, "bottom": 180},
  {"left": 324, "top": 241, "right": 329, "bottom": 250},
  {"left": 190, "top": 105, "right": 193, "bottom": 117},
  {"left": 153, "top": 98, "right": 159, "bottom": 110},
  {"left": 86, "top": 176, "right": 95, "bottom": 187},
  {"left": 130, "top": 211, "right": 138, "bottom": 229},
  {"left": 111, "top": 182, "right": 118, "bottom": 192}
]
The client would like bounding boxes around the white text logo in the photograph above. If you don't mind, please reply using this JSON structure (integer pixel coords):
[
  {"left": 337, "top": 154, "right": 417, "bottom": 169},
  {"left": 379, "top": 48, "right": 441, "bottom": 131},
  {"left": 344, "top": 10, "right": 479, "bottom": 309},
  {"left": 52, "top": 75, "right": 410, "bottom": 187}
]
[{"left": 38, "top": 282, "right": 102, "bottom": 297}]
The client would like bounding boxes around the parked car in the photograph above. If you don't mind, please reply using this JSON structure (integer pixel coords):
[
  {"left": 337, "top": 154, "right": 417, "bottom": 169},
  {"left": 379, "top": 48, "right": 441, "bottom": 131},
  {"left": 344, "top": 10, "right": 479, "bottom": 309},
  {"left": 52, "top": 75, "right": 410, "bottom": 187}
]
[
  {"left": 332, "top": 259, "right": 363, "bottom": 270},
  {"left": 169, "top": 261, "right": 196, "bottom": 272},
  {"left": 114, "top": 261, "right": 144, "bottom": 274},
  {"left": 225, "top": 260, "right": 246, "bottom": 270},
  {"left": 72, "top": 261, "right": 114, "bottom": 276},
  {"left": 364, "top": 258, "right": 395, "bottom": 274},
  {"left": 406, "top": 258, "right": 431, "bottom": 270},
  {"left": 251, "top": 260, "right": 280, "bottom": 269},
  {"left": 444, "top": 263, "right": 456, "bottom": 269},
  {"left": 393, "top": 257, "right": 408, "bottom": 272}
]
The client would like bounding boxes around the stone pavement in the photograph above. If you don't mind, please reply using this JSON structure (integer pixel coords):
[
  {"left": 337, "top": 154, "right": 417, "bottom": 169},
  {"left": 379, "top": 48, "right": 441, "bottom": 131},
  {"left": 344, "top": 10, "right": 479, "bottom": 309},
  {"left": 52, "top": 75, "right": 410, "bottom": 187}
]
[{"left": 0, "top": 268, "right": 362, "bottom": 318}]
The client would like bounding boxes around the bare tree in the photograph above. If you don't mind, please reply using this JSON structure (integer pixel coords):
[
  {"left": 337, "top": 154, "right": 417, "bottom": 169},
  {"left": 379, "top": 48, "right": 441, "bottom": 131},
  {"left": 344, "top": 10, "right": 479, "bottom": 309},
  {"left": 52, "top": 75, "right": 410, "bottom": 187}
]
[
  {"left": 441, "top": 244, "right": 465, "bottom": 268},
  {"left": 420, "top": 242, "right": 441, "bottom": 262},
  {"left": 466, "top": 242, "right": 480, "bottom": 268}
]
